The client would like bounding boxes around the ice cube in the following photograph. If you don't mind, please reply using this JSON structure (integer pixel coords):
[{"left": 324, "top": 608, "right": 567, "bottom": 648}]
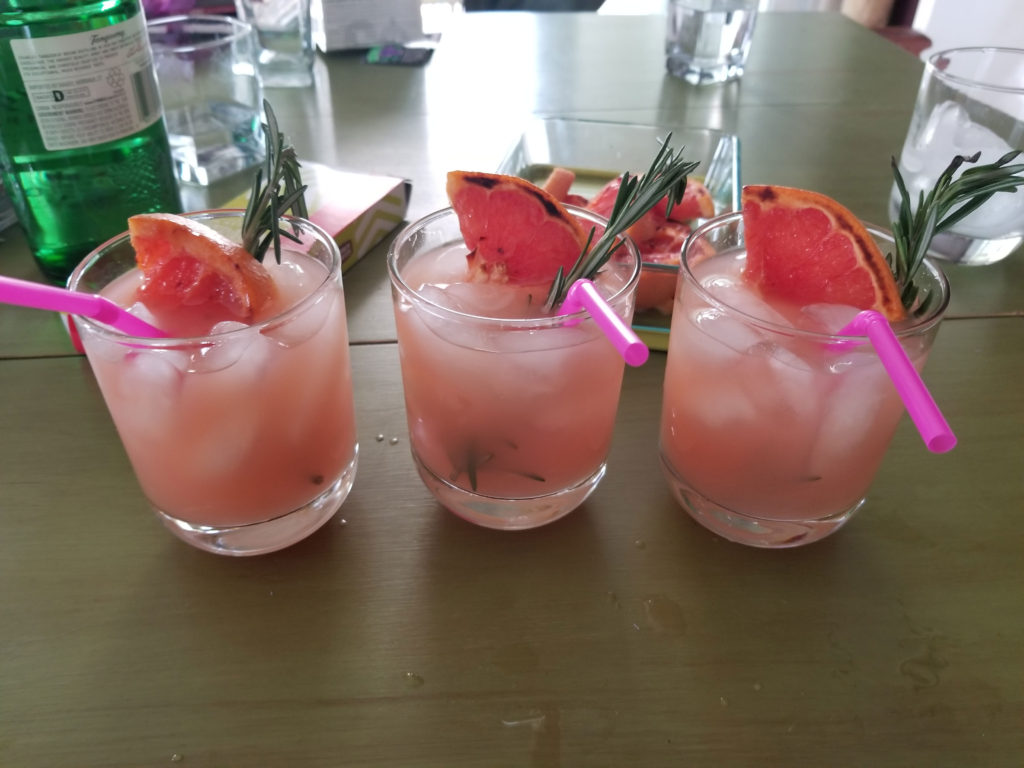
[
  {"left": 689, "top": 380, "right": 759, "bottom": 429},
  {"left": 901, "top": 101, "right": 1024, "bottom": 238},
  {"left": 187, "top": 322, "right": 255, "bottom": 373},
  {"left": 758, "top": 345, "right": 820, "bottom": 422},
  {"left": 800, "top": 303, "right": 862, "bottom": 334},
  {"left": 688, "top": 307, "right": 765, "bottom": 363},
  {"left": 126, "top": 301, "right": 161, "bottom": 333},
  {"left": 956, "top": 183, "right": 1024, "bottom": 238},
  {"left": 182, "top": 339, "right": 271, "bottom": 477},
  {"left": 263, "top": 256, "right": 307, "bottom": 296},
  {"left": 261, "top": 290, "right": 336, "bottom": 349},
  {"left": 701, "top": 273, "right": 791, "bottom": 327},
  {"left": 115, "top": 349, "right": 187, "bottom": 439},
  {"left": 807, "top": 362, "right": 894, "bottom": 474},
  {"left": 428, "top": 281, "right": 535, "bottom": 318}
]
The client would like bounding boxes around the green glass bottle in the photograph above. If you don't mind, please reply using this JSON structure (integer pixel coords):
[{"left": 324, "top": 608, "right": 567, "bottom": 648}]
[{"left": 0, "top": 0, "right": 182, "bottom": 283}]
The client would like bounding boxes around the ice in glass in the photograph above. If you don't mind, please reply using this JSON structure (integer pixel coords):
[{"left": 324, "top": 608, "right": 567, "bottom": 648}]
[
  {"left": 660, "top": 212, "right": 949, "bottom": 547},
  {"left": 388, "top": 206, "right": 640, "bottom": 530},
  {"left": 69, "top": 211, "right": 358, "bottom": 555},
  {"left": 890, "top": 47, "right": 1024, "bottom": 265}
]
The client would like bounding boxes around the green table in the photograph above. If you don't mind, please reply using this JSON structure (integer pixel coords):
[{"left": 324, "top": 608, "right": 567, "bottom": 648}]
[{"left": 2, "top": 11, "right": 1022, "bottom": 766}]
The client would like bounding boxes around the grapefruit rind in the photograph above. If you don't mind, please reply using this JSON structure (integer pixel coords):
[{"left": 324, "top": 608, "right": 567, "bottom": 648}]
[
  {"left": 741, "top": 185, "right": 905, "bottom": 322},
  {"left": 446, "top": 171, "right": 590, "bottom": 285},
  {"left": 128, "top": 212, "right": 277, "bottom": 321}
]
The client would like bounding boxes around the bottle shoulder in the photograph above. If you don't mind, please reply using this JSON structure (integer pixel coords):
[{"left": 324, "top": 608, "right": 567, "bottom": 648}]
[{"left": 0, "top": 1, "right": 141, "bottom": 32}]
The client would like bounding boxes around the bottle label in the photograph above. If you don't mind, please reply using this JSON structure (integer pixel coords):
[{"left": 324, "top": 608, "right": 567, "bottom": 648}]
[{"left": 10, "top": 14, "right": 162, "bottom": 151}]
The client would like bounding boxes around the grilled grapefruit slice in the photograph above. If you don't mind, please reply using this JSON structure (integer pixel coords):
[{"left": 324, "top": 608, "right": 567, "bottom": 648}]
[
  {"left": 128, "top": 213, "right": 277, "bottom": 321},
  {"left": 446, "top": 171, "right": 590, "bottom": 285},
  {"left": 741, "top": 185, "right": 905, "bottom": 321}
]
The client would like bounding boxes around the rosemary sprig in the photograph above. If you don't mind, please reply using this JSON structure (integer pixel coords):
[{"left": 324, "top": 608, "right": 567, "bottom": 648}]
[
  {"left": 240, "top": 99, "right": 309, "bottom": 263},
  {"left": 890, "top": 149, "right": 1024, "bottom": 307},
  {"left": 544, "top": 135, "right": 699, "bottom": 310}
]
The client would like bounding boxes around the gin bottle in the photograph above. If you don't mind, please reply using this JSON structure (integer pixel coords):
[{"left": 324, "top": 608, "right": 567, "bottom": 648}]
[{"left": 0, "top": 0, "right": 182, "bottom": 282}]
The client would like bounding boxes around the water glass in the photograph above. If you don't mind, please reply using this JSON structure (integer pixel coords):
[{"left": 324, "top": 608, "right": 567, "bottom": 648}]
[
  {"left": 69, "top": 211, "right": 358, "bottom": 556},
  {"left": 235, "top": 0, "right": 315, "bottom": 88},
  {"left": 665, "top": 0, "right": 759, "bottom": 86},
  {"left": 148, "top": 14, "right": 265, "bottom": 186},
  {"left": 659, "top": 212, "right": 949, "bottom": 548},
  {"left": 890, "top": 47, "right": 1024, "bottom": 266},
  {"left": 387, "top": 207, "right": 640, "bottom": 531}
]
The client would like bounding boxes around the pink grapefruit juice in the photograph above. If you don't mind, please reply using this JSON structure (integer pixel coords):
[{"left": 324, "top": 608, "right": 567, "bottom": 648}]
[
  {"left": 393, "top": 239, "right": 635, "bottom": 502},
  {"left": 660, "top": 248, "right": 935, "bottom": 524},
  {"left": 76, "top": 247, "right": 357, "bottom": 529}
]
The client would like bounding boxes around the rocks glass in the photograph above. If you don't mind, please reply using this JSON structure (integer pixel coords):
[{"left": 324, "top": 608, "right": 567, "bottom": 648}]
[{"left": 69, "top": 211, "right": 358, "bottom": 555}]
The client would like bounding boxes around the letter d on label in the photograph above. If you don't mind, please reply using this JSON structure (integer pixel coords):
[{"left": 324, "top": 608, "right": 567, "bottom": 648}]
[{"left": 52, "top": 90, "right": 64, "bottom": 102}]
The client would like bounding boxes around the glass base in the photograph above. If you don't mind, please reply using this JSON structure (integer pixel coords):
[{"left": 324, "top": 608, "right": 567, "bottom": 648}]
[
  {"left": 154, "top": 450, "right": 358, "bottom": 556},
  {"left": 887, "top": 195, "right": 1023, "bottom": 266},
  {"left": 666, "top": 58, "right": 744, "bottom": 85},
  {"left": 258, "top": 54, "right": 314, "bottom": 89},
  {"left": 924, "top": 229, "right": 1023, "bottom": 266},
  {"left": 412, "top": 452, "right": 605, "bottom": 531},
  {"left": 259, "top": 67, "right": 314, "bottom": 89},
  {"left": 165, "top": 104, "right": 266, "bottom": 187},
  {"left": 660, "top": 453, "right": 862, "bottom": 548}
]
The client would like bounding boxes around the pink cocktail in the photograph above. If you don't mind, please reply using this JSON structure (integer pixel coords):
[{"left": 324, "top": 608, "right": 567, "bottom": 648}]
[
  {"left": 659, "top": 212, "right": 949, "bottom": 547},
  {"left": 69, "top": 211, "right": 358, "bottom": 555},
  {"left": 388, "top": 206, "right": 640, "bottom": 530}
]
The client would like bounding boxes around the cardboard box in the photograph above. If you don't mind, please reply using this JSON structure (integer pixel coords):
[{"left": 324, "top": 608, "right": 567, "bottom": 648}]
[
  {"left": 311, "top": 0, "right": 423, "bottom": 52},
  {"left": 228, "top": 161, "right": 411, "bottom": 273}
]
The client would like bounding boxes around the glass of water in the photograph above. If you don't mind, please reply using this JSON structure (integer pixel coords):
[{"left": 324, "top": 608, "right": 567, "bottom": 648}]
[
  {"left": 235, "top": 0, "right": 315, "bottom": 88},
  {"left": 665, "top": 0, "right": 759, "bottom": 86},
  {"left": 147, "top": 14, "right": 266, "bottom": 186},
  {"left": 890, "top": 47, "right": 1024, "bottom": 266}
]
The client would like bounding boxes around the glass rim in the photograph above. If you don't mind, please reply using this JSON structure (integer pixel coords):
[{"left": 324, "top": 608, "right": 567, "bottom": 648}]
[
  {"left": 927, "top": 46, "right": 1024, "bottom": 94},
  {"left": 68, "top": 209, "right": 340, "bottom": 347},
  {"left": 386, "top": 204, "right": 642, "bottom": 330},
  {"left": 146, "top": 14, "right": 254, "bottom": 52},
  {"left": 680, "top": 210, "right": 951, "bottom": 341}
]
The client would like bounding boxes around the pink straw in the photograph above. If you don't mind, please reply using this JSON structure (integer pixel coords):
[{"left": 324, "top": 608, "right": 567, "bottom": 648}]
[
  {"left": 0, "top": 275, "right": 167, "bottom": 338},
  {"left": 563, "top": 279, "right": 649, "bottom": 367},
  {"left": 838, "top": 310, "right": 955, "bottom": 453}
]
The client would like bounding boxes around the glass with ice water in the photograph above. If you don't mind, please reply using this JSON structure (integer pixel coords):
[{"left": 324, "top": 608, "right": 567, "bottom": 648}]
[
  {"left": 68, "top": 211, "right": 359, "bottom": 556},
  {"left": 659, "top": 212, "right": 949, "bottom": 548},
  {"left": 891, "top": 47, "right": 1024, "bottom": 266},
  {"left": 665, "top": 0, "right": 759, "bottom": 86}
]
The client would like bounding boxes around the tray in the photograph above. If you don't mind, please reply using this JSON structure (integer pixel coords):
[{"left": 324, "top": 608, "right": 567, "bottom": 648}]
[{"left": 496, "top": 118, "right": 741, "bottom": 350}]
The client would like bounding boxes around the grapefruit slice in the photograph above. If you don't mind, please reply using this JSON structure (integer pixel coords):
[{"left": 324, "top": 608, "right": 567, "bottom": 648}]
[
  {"left": 741, "top": 185, "right": 905, "bottom": 321},
  {"left": 587, "top": 176, "right": 715, "bottom": 245},
  {"left": 446, "top": 171, "right": 590, "bottom": 285},
  {"left": 128, "top": 213, "right": 277, "bottom": 321},
  {"left": 654, "top": 178, "right": 715, "bottom": 222},
  {"left": 540, "top": 166, "right": 577, "bottom": 203}
]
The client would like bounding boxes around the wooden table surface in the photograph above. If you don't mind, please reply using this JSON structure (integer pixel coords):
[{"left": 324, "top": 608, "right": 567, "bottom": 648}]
[{"left": 1, "top": 11, "right": 1022, "bottom": 767}]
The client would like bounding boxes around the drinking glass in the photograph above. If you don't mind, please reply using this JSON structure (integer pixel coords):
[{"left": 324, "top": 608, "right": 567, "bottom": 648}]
[
  {"left": 890, "top": 47, "right": 1024, "bottom": 266},
  {"left": 665, "top": 0, "right": 759, "bottom": 86},
  {"left": 387, "top": 206, "right": 640, "bottom": 531},
  {"left": 659, "top": 212, "right": 950, "bottom": 548},
  {"left": 235, "top": 0, "right": 314, "bottom": 88},
  {"left": 69, "top": 211, "right": 358, "bottom": 555},
  {"left": 148, "top": 14, "right": 265, "bottom": 186}
]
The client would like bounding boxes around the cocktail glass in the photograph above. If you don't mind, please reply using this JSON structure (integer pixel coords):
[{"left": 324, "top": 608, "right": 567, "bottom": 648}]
[
  {"left": 387, "top": 206, "right": 640, "bottom": 531},
  {"left": 68, "top": 210, "right": 358, "bottom": 555},
  {"left": 659, "top": 212, "right": 950, "bottom": 548}
]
